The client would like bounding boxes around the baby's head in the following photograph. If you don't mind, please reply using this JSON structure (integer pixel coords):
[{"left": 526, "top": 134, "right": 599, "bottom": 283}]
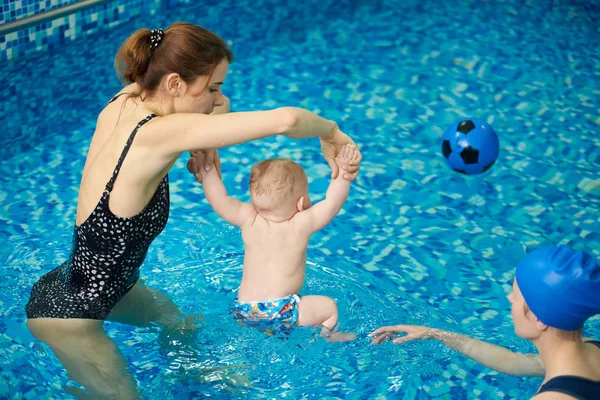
[{"left": 249, "top": 158, "right": 310, "bottom": 220}]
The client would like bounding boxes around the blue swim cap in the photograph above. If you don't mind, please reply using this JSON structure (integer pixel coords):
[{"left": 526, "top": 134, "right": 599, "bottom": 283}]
[{"left": 515, "top": 245, "right": 600, "bottom": 331}]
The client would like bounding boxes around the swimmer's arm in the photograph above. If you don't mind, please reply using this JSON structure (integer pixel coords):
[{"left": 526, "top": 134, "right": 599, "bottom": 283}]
[
  {"left": 370, "top": 325, "right": 545, "bottom": 377},
  {"left": 201, "top": 167, "right": 256, "bottom": 227},
  {"left": 293, "top": 173, "right": 350, "bottom": 234},
  {"left": 432, "top": 330, "right": 545, "bottom": 377}
]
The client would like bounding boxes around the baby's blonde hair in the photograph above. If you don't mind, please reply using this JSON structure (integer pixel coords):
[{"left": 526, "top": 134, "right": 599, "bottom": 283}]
[{"left": 249, "top": 158, "right": 307, "bottom": 212}]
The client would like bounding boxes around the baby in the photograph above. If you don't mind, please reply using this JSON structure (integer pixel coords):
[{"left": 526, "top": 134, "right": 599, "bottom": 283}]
[{"left": 197, "top": 144, "right": 360, "bottom": 342}]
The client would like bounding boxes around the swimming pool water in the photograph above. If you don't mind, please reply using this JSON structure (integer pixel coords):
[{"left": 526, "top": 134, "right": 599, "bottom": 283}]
[{"left": 1, "top": 0, "right": 599, "bottom": 398}]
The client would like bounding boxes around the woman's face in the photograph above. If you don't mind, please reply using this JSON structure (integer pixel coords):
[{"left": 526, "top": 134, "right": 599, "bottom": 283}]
[
  {"left": 508, "top": 279, "right": 540, "bottom": 339},
  {"left": 176, "top": 59, "right": 229, "bottom": 114}
]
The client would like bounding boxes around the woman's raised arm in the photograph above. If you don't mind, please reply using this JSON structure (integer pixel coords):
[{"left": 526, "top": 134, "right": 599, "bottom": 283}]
[{"left": 155, "top": 107, "right": 361, "bottom": 179}]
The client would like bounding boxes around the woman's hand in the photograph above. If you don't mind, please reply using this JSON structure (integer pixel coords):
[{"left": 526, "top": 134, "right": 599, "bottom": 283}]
[
  {"left": 321, "top": 126, "right": 361, "bottom": 181},
  {"left": 368, "top": 324, "right": 434, "bottom": 345},
  {"left": 187, "top": 149, "right": 221, "bottom": 184}
]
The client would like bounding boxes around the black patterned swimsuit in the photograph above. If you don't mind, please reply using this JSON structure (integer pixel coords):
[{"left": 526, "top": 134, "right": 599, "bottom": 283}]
[
  {"left": 536, "top": 340, "right": 600, "bottom": 400},
  {"left": 26, "top": 97, "right": 169, "bottom": 320}
]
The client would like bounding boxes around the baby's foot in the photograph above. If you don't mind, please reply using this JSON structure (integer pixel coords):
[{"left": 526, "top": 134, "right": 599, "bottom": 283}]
[
  {"left": 327, "top": 331, "right": 357, "bottom": 343},
  {"left": 320, "top": 325, "right": 357, "bottom": 343}
]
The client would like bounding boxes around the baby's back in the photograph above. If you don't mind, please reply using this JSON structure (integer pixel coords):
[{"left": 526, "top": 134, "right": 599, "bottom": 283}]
[{"left": 237, "top": 216, "right": 310, "bottom": 302}]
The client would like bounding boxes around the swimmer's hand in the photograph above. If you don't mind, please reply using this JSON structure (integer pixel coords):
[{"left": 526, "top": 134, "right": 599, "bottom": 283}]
[
  {"left": 187, "top": 149, "right": 221, "bottom": 183},
  {"left": 368, "top": 324, "right": 433, "bottom": 345},
  {"left": 320, "top": 126, "right": 361, "bottom": 181}
]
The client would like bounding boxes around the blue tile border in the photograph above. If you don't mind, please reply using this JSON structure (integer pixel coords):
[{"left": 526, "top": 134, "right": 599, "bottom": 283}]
[
  {"left": 1, "top": 0, "right": 80, "bottom": 24},
  {"left": 0, "top": 0, "right": 165, "bottom": 61}
]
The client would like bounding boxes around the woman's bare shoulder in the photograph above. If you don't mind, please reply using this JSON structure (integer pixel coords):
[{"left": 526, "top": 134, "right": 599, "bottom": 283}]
[{"left": 116, "top": 83, "right": 140, "bottom": 97}]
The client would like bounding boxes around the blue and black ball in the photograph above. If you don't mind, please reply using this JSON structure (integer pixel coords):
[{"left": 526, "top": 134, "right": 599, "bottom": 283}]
[{"left": 441, "top": 118, "right": 499, "bottom": 175}]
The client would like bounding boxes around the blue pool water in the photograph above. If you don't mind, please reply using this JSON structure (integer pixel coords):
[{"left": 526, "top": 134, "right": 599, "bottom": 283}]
[{"left": 1, "top": 0, "right": 599, "bottom": 398}]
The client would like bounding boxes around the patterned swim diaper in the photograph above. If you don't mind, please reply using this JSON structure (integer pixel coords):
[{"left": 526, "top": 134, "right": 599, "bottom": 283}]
[{"left": 232, "top": 294, "right": 300, "bottom": 326}]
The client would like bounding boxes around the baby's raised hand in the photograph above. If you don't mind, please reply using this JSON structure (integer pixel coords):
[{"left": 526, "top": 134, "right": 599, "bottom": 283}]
[
  {"left": 335, "top": 144, "right": 361, "bottom": 181},
  {"left": 188, "top": 149, "right": 221, "bottom": 182}
]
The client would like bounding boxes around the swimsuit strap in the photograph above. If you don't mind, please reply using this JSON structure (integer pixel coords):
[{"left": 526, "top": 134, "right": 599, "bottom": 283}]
[
  {"left": 107, "top": 92, "right": 129, "bottom": 105},
  {"left": 538, "top": 375, "right": 600, "bottom": 399},
  {"left": 105, "top": 114, "right": 157, "bottom": 193},
  {"left": 584, "top": 339, "right": 600, "bottom": 349}
]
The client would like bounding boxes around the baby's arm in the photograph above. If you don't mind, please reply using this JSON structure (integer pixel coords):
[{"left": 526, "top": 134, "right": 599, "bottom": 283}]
[
  {"left": 295, "top": 144, "right": 359, "bottom": 233},
  {"left": 199, "top": 157, "right": 256, "bottom": 227}
]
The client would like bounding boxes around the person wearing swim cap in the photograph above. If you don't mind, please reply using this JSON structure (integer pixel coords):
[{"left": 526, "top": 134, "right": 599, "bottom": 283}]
[{"left": 370, "top": 245, "right": 600, "bottom": 399}]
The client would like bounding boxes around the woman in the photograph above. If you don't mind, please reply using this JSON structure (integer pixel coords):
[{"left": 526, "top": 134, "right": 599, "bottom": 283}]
[
  {"left": 25, "top": 23, "right": 361, "bottom": 399},
  {"left": 370, "top": 245, "right": 600, "bottom": 399}
]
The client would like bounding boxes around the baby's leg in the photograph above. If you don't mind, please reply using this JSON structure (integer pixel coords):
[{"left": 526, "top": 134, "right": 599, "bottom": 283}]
[{"left": 297, "top": 295, "right": 356, "bottom": 342}]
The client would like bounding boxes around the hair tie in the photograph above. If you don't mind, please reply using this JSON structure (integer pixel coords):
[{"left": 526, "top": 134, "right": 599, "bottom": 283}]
[{"left": 149, "top": 28, "right": 164, "bottom": 50}]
